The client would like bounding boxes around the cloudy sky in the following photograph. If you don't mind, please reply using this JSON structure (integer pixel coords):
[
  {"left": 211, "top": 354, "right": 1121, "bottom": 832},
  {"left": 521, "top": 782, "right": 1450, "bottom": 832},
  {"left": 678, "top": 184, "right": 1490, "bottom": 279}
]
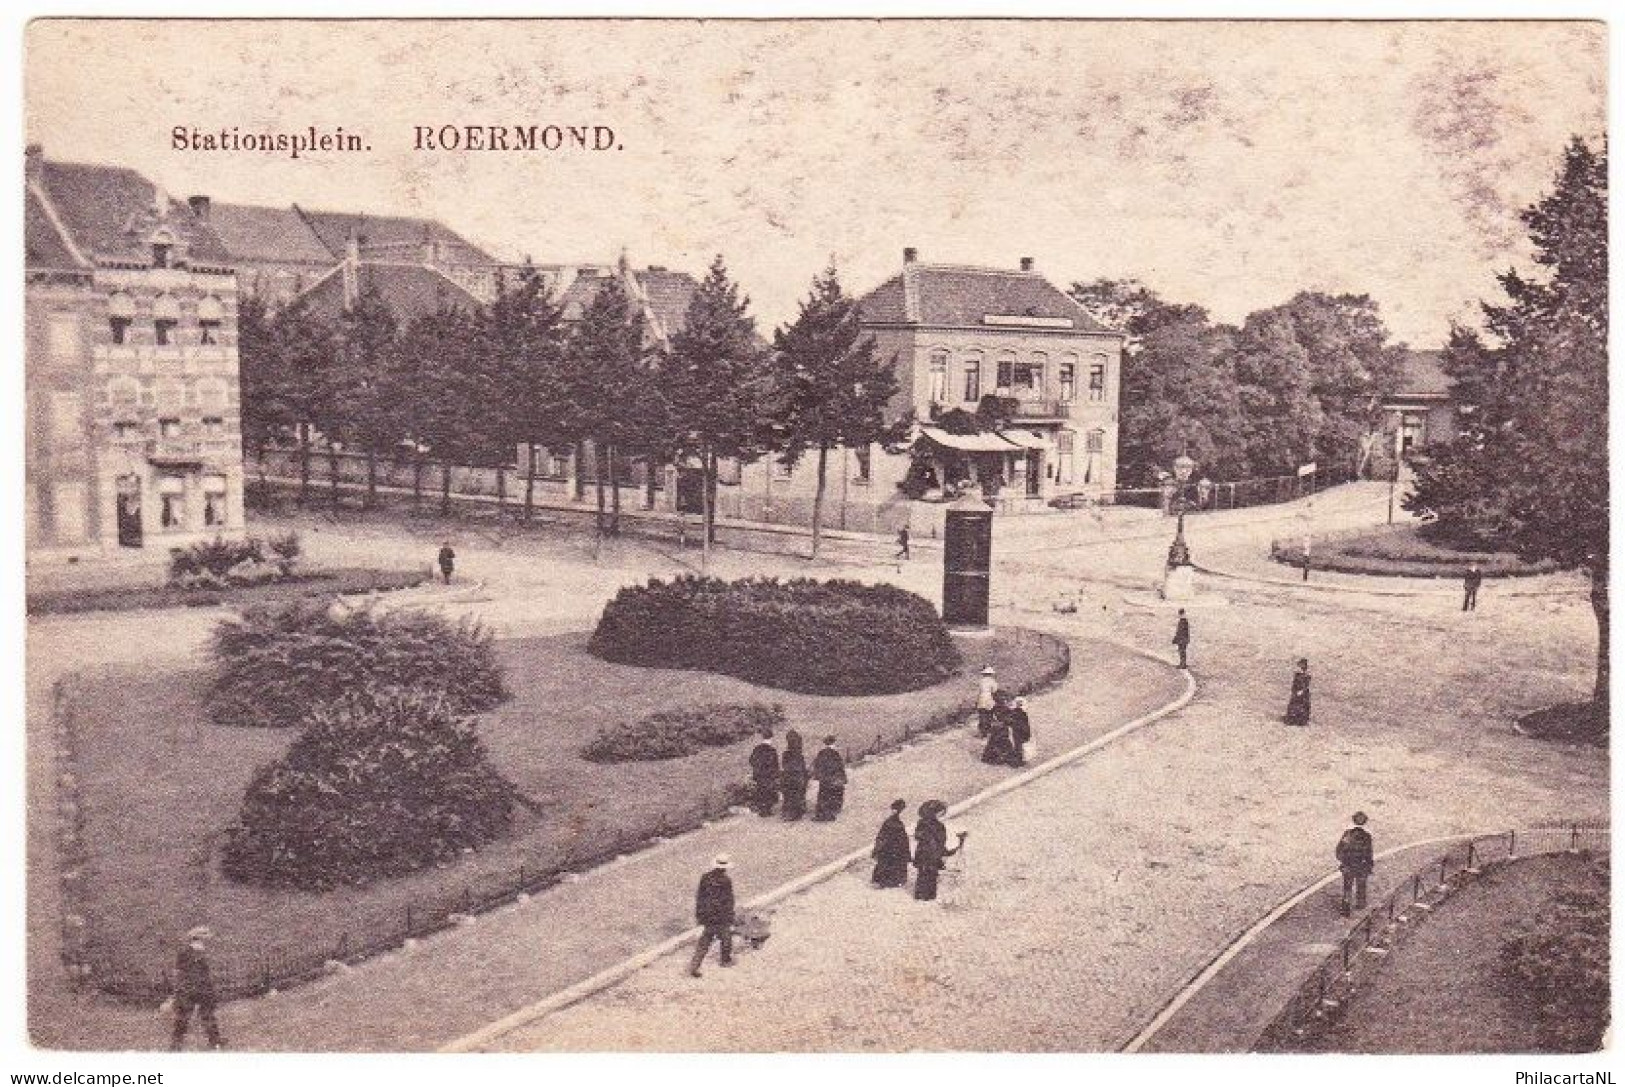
[{"left": 26, "top": 20, "right": 1606, "bottom": 345}]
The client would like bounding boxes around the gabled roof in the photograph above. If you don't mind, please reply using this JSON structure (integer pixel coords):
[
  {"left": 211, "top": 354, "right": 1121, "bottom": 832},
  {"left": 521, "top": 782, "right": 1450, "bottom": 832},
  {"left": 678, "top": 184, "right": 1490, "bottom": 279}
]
[
  {"left": 560, "top": 266, "right": 701, "bottom": 345},
  {"left": 296, "top": 262, "right": 482, "bottom": 322},
  {"left": 295, "top": 207, "right": 493, "bottom": 263},
  {"left": 25, "top": 187, "right": 85, "bottom": 269},
  {"left": 207, "top": 202, "right": 333, "bottom": 264},
  {"left": 1394, "top": 348, "right": 1453, "bottom": 399},
  {"left": 32, "top": 159, "right": 232, "bottom": 266},
  {"left": 857, "top": 262, "right": 1113, "bottom": 334}
]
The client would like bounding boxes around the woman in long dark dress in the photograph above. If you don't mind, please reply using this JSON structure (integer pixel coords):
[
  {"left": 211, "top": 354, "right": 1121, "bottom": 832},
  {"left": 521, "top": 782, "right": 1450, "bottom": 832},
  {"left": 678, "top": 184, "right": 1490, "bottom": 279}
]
[
  {"left": 1007, "top": 698, "right": 1032, "bottom": 766},
  {"left": 912, "top": 801, "right": 965, "bottom": 901},
  {"left": 779, "top": 730, "right": 809, "bottom": 821},
  {"left": 1285, "top": 658, "right": 1312, "bottom": 726},
  {"left": 871, "top": 799, "right": 911, "bottom": 887},
  {"left": 981, "top": 697, "right": 1018, "bottom": 766}
]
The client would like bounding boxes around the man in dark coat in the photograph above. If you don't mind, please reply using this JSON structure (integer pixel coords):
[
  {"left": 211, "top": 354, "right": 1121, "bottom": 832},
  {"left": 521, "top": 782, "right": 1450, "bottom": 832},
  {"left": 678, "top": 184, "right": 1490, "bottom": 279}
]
[
  {"left": 895, "top": 526, "right": 911, "bottom": 561},
  {"left": 811, "top": 735, "right": 847, "bottom": 821},
  {"left": 779, "top": 729, "right": 809, "bottom": 821},
  {"left": 1285, "top": 658, "right": 1312, "bottom": 727},
  {"left": 1173, "top": 609, "right": 1191, "bottom": 669},
  {"left": 748, "top": 726, "right": 780, "bottom": 817},
  {"left": 1335, "top": 812, "right": 1375, "bottom": 916},
  {"left": 1463, "top": 564, "right": 1483, "bottom": 611},
  {"left": 437, "top": 542, "right": 456, "bottom": 585},
  {"left": 688, "top": 855, "right": 736, "bottom": 977},
  {"left": 169, "top": 926, "right": 224, "bottom": 1050},
  {"left": 871, "top": 799, "right": 911, "bottom": 887}
]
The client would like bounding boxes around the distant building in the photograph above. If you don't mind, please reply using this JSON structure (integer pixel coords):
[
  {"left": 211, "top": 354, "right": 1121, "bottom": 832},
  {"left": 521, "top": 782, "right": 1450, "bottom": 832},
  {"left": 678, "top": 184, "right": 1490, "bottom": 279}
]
[
  {"left": 1382, "top": 348, "right": 1458, "bottom": 458},
  {"left": 725, "top": 249, "right": 1125, "bottom": 532},
  {"left": 25, "top": 146, "right": 245, "bottom": 554}
]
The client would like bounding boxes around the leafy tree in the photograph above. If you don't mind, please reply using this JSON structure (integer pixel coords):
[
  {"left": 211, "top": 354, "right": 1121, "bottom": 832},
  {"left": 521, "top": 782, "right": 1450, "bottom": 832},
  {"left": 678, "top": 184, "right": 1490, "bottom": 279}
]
[
  {"left": 663, "top": 256, "right": 772, "bottom": 566},
  {"left": 329, "top": 286, "right": 399, "bottom": 508},
  {"left": 1407, "top": 137, "right": 1608, "bottom": 705},
  {"left": 764, "top": 265, "right": 912, "bottom": 557},
  {"left": 484, "top": 264, "right": 567, "bottom": 521},
  {"left": 390, "top": 305, "right": 484, "bottom": 513}
]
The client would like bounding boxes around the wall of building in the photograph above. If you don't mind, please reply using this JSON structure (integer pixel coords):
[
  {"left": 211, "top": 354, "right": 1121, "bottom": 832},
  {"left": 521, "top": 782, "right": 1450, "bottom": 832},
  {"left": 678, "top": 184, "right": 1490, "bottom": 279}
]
[{"left": 25, "top": 274, "right": 102, "bottom": 551}]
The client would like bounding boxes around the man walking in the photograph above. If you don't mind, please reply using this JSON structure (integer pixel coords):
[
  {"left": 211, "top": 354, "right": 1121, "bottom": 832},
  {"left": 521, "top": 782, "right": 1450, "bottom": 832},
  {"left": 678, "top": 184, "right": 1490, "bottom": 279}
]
[
  {"left": 168, "top": 926, "right": 224, "bottom": 1050},
  {"left": 1172, "top": 608, "right": 1191, "bottom": 669},
  {"left": 689, "top": 855, "right": 736, "bottom": 977},
  {"left": 1463, "top": 564, "right": 1483, "bottom": 611},
  {"left": 748, "top": 727, "right": 780, "bottom": 817},
  {"left": 811, "top": 735, "right": 847, "bottom": 821},
  {"left": 895, "top": 525, "right": 911, "bottom": 561},
  {"left": 1335, "top": 812, "right": 1375, "bottom": 917},
  {"left": 437, "top": 541, "right": 456, "bottom": 585}
]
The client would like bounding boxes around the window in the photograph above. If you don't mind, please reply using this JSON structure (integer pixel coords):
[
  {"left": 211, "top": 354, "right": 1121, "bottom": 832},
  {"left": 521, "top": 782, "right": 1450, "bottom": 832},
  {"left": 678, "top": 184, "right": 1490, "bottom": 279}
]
[
  {"left": 109, "top": 317, "right": 132, "bottom": 345},
  {"left": 1056, "top": 430, "right": 1075, "bottom": 455},
  {"left": 151, "top": 243, "right": 172, "bottom": 269},
  {"left": 996, "top": 359, "right": 1015, "bottom": 390},
  {"left": 1088, "top": 362, "right": 1106, "bottom": 402},
  {"left": 198, "top": 321, "right": 220, "bottom": 344},
  {"left": 154, "top": 319, "right": 178, "bottom": 346},
  {"left": 161, "top": 494, "right": 185, "bottom": 528},
  {"left": 114, "top": 420, "right": 142, "bottom": 441},
  {"left": 107, "top": 293, "right": 135, "bottom": 345},
  {"left": 1086, "top": 429, "right": 1105, "bottom": 453},
  {"left": 853, "top": 445, "right": 872, "bottom": 484},
  {"left": 202, "top": 416, "right": 225, "bottom": 437},
  {"left": 203, "top": 476, "right": 228, "bottom": 527},
  {"left": 548, "top": 451, "right": 570, "bottom": 478},
  {"left": 1013, "top": 360, "right": 1044, "bottom": 395},
  {"left": 197, "top": 296, "right": 225, "bottom": 344},
  {"left": 927, "top": 352, "right": 948, "bottom": 405},
  {"left": 963, "top": 360, "right": 981, "bottom": 402},
  {"left": 159, "top": 417, "right": 182, "bottom": 438},
  {"left": 1059, "top": 363, "right": 1076, "bottom": 402}
]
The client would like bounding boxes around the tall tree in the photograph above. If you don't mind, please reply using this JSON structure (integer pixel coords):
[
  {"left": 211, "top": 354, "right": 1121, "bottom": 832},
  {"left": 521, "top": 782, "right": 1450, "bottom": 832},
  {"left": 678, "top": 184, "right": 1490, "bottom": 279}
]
[
  {"left": 330, "top": 286, "right": 400, "bottom": 508},
  {"left": 484, "top": 265, "right": 568, "bottom": 521},
  {"left": 765, "top": 265, "right": 912, "bottom": 558},
  {"left": 663, "top": 256, "right": 772, "bottom": 566},
  {"left": 1408, "top": 136, "right": 1609, "bottom": 705}
]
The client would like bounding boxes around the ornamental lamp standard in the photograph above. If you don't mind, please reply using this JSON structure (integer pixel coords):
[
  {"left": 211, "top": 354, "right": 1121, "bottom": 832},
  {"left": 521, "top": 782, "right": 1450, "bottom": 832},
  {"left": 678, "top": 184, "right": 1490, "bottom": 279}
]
[{"left": 1167, "top": 451, "right": 1198, "bottom": 569}]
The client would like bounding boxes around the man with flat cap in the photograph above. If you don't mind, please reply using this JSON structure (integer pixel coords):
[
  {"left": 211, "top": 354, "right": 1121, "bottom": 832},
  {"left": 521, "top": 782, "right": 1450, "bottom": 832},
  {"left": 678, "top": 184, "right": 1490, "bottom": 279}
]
[
  {"left": 689, "top": 854, "right": 736, "bottom": 977},
  {"left": 811, "top": 736, "right": 847, "bottom": 821},
  {"left": 168, "top": 926, "right": 224, "bottom": 1050},
  {"left": 1335, "top": 812, "right": 1375, "bottom": 916}
]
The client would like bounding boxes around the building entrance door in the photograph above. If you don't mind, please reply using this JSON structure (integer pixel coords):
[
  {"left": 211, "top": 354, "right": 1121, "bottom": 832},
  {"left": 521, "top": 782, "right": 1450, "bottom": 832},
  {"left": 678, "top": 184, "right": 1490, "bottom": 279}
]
[
  {"left": 1026, "top": 451, "right": 1042, "bottom": 496},
  {"left": 115, "top": 479, "right": 142, "bottom": 548}
]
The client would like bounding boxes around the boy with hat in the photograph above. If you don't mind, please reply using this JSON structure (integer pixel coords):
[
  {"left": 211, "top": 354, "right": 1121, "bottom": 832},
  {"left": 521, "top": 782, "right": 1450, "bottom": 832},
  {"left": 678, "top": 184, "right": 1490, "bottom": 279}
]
[
  {"left": 689, "top": 855, "right": 736, "bottom": 977},
  {"left": 1335, "top": 812, "right": 1375, "bottom": 916},
  {"left": 168, "top": 926, "right": 224, "bottom": 1050}
]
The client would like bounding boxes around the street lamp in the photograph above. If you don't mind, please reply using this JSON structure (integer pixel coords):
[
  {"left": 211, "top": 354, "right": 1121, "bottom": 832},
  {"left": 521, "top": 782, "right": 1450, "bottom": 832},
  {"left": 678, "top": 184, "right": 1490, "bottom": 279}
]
[{"left": 1167, "top": 451, "right": 1198, "bottom": 568}]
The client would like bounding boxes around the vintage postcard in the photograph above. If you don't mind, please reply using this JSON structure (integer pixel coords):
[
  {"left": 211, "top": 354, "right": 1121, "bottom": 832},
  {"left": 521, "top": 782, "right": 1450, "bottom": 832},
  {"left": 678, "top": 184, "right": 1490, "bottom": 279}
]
[{"left": 18, "top": 15, "right": 1611, "bottom": 1070}]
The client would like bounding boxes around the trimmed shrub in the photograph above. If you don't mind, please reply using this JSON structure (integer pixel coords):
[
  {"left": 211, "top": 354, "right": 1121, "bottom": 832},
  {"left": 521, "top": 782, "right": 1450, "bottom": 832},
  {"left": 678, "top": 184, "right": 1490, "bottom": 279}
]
[
  {"left": 584, "top": 702, "right": 786, "bottom": 763},
  {"left": 207, "top": 600, "right": 509, "bottom": 729},
  {"left": 220, "top": 689, "right": 516, "bottom": 889},
  {"left": 169, "top": 532, "right": 304, "bottom": 587},
  {"left": 1271, "top": 525, "right": 1561, "bottom": 578},
  {"left": 588, "top": 576, "right": 961, "bottom": 694},
  {"left": 1498, "top": 858, "right": 1610, "bottom": 1052}
]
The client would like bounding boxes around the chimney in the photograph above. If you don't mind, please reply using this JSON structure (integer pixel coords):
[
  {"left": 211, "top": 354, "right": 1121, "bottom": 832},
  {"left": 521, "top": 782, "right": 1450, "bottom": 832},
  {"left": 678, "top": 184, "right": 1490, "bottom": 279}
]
[
  {"left": 1019, "top": 256, "right": 1035, "bottom": 272},
  {"left": 24, "top": 143, "right": 42, "bottom": 184},
  {"left": 903, "top": 247, "right": 918, "bottom": 264},
  {"left": 188, "top": 195, "right": 211, "bottom": 222}
]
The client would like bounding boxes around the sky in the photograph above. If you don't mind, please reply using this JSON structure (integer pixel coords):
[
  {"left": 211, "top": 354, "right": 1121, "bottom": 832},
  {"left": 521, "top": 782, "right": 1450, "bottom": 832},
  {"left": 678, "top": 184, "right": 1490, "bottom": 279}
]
[{"left": 24, "top": 19, "right": 1607, "bottom": 346}]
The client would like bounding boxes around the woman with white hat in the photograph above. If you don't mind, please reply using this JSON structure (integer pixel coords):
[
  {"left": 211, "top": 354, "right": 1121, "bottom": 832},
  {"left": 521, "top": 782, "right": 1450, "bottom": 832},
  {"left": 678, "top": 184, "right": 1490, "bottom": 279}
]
[{"left": 976, "top": 665, "right": 998, "bottom": 736}]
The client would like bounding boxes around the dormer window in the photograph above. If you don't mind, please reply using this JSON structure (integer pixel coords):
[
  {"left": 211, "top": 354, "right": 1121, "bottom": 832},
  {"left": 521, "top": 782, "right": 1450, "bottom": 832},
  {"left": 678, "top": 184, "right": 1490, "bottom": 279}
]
[{"left": 152, "top": 243, "right": 172, "bottom": 269}]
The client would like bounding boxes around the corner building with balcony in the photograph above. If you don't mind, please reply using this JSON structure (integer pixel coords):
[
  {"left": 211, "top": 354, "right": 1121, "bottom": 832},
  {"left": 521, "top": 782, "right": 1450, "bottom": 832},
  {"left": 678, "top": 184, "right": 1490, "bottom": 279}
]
[{"left": 25, "top": 146, "right": 245, "bottom": 554}]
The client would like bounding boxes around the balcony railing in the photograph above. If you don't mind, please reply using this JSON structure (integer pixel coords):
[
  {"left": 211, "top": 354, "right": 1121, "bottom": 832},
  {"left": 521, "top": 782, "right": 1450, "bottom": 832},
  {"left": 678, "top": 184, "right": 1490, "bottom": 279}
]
[{"left": 1011, "top": 398, "right": 1069, "bottom": 419}]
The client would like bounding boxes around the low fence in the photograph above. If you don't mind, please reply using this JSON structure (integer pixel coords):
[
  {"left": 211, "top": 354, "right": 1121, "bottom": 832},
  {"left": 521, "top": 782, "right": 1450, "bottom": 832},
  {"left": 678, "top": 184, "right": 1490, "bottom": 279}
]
[
  {"left": 1060, "top": 462, "right": 1360, "bottom": 515},
  {"left": 1253, "top": 823, "right": 1610, "bottom": 1052},
  {"left": 54, "top": 639, "right": 1069, "bottom": 1006}
]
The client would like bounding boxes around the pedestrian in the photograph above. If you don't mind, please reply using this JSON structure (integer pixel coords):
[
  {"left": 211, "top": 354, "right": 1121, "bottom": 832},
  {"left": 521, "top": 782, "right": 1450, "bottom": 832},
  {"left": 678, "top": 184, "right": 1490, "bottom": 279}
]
[
  {"left": 871, "top": 798, "right": 912, "bottom": 888},
  {"left": 1335, "top": 812, "right": 1375, "bottom": 916},
  {"left": 1173, "top": 608, "right": 1191, "bottom": 669},
  {"left": 167, "top": 926, "right": 224, "bottom": 1050},
  {"left": 981, "top": 692, "right": 1018, "bottom": 767},
  {"left": 912, "top": 800, "right": 967, "bottom": 902},
  {"left": 779, "top": 729, "right": 809, "bottom": 821},
  {"left": 976, "top": 665, "right": 998, "bottom": 736},
  {"left": 688, "top": 855, "right": 736, "bottom": 977},
  {"left": 748, "top": 726, "right": 780, "bottom": 817},
  {"left": 1285, "top": 658, "right": 1312, "bottom": 727},
  {"left": 437, "top": 541, "right": 456, "bottom": 585},
  {"left": 1463, "top": 563, "right": 1483, "bottom": 611},
  {"left": 1008, "top": 696, "right": 1033, "bottom": 766},
  {"left": 811, "top": 735, "right": 847, "bottom": 821}
]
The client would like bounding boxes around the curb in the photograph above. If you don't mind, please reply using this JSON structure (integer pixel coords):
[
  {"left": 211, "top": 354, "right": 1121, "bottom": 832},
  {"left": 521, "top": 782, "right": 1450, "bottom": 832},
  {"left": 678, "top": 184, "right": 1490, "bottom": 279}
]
[
  {"left": 1193, "top": 560, "right": 1586, "bottom": 600},
  {"left": 441, "top": 639, "right": 1198, "bottom": 1053}
]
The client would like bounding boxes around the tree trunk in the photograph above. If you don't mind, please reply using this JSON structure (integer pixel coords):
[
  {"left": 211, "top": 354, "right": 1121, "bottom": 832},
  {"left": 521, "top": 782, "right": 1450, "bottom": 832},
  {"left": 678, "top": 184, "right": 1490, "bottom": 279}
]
[
  {"left": 701, "top": 443, "right": 714, "bottom": 571},
  {"left": 608, "top": 445, "right": 622, "bottom": 536},
  {"left": 496, "top": 464, "right": 507, "bottom": 520},
  {"left": 327, "top": 443, "right": 340, "bottom": 511},
  {"left": 645, "top": 457, "right": 658, "bottom": 510},
  {"left": 594, "top": 444, "right": 607, "bottom": 538},
  {"left": 523, "top": 446, "right": 536, "bottom": 523},
  {"left": 297, "top": 434, "right": 311, "bottom": 506},
  {"left": 810, "top": 443, "right": 829, "bottom": 559},
  {"left": 365, "top": 445, "right": 378, "bottom": 509},
  {"left": 573, "top": 440, "right": 587, "bottom": 502},
  {"left": 1592, "top": 558, "right": 1609, "bottom": 706},
  {"left": 412, "top": 455, "right": 424, "bottom": 510},
  {"left": 441, "top": 460, "right": 452, "bottom": 516}
]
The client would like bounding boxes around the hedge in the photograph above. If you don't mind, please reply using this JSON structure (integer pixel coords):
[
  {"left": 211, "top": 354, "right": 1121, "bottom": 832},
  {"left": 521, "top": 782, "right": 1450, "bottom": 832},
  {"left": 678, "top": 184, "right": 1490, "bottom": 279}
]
[
  {"left": 169, "top": 532, "right": 303, "bottom": 587},
  {"left": 207, "top": 600, "right": 509, "bottom": 729},
  {"left": 583, "top": 702, "right": 786, "bottom": 763},
  {"left": 220, "top": 689, "right": 516, "bottom": 890},
  {"left": 588, "top": 576, "right": 962, "bottom": 694},
  {"left": 1498, "top": 857, "right": 1610, "bottom": 1052},
  {"left": 1271, "top": 525, "right": 1562, "bottom": 578}
]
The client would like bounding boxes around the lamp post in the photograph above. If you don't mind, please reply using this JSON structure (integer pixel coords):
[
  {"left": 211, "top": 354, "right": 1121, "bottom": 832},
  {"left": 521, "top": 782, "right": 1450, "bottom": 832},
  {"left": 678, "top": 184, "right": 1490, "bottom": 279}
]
[{"left": 1160, "top": 451, "right": 1199, "bottom": 600}]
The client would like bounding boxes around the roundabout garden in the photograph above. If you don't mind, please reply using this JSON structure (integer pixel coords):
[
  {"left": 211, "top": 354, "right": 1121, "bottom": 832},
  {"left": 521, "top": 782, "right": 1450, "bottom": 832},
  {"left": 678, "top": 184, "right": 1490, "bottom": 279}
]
[{"left": 1270, "top": 523, "right": 1563, "bottom": 579}]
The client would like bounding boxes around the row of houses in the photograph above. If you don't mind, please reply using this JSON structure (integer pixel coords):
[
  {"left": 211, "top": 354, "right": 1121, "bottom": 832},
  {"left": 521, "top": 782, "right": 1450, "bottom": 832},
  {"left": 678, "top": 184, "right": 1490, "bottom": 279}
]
[{"left": 24, "top": 145, "right": 1454, "bottom": 556}]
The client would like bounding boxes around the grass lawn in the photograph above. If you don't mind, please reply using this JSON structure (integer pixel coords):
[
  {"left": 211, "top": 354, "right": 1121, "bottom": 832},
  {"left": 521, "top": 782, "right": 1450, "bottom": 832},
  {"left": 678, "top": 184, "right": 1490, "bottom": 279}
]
[
  {"left": 27, "top": 567, "right": 431, "bottom": 616},
  {"left": 61, "top": 625, "right": 1066, "bottom": 1000},
  {"left": 1309, "top": 853, "right": 1608, "bottom": 1053},
  {"left": 1271, "top": 524, "right": 1561, "bottom": 579}
]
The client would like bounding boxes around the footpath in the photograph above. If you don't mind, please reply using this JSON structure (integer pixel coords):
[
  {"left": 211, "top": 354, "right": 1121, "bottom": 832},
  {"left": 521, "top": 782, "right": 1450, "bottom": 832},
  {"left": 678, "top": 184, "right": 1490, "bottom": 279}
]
[{"left": 32, "top": 629, "right": 1186, "bottom": 1052}]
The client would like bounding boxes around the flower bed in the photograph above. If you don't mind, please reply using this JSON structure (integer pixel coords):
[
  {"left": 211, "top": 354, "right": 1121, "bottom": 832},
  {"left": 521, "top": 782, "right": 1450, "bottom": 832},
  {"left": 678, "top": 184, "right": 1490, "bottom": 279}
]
[
  {"left": 1271, "top": 524, "right": 1562, "bottom": 578},
  {"left": 583, "top": 702, "right": 786, "bottom": 763},
  {"left": 26, "top": 567, "right": 430, "bottom": 616}
]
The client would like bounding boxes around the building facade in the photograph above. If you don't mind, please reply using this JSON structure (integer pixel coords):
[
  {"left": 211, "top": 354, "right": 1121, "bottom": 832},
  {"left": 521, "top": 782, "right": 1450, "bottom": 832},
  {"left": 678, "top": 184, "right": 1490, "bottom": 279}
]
[{"left": 26, "top": 147, "right": 246, "bottom": 555}]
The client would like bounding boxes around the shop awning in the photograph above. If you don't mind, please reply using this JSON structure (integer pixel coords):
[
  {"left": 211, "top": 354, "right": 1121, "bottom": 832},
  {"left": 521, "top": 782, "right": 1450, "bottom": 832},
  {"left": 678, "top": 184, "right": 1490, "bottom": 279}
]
[
  {"left": 1000, "top": 429, "right": 1052, "bottom": 450},
  {"left": 917, "top": 426, "right": 1020, "bottom": 453}
]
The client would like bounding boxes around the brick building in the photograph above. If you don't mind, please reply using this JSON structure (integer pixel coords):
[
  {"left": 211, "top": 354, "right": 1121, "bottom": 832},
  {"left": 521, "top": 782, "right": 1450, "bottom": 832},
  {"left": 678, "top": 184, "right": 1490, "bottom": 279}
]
[{"left": 25, "top": 146, "right": 245, "bottom": 554}]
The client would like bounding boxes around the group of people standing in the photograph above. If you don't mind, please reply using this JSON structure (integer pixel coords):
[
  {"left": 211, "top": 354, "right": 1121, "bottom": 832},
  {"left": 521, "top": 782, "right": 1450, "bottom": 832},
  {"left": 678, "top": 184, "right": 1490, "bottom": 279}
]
[
  {"left": 748, "top": 728, "right": 847, "bottom": 822},
  {"left": 975, "top": 665, "right": 1033, "bottom": 768},
  {"left": 870, "top": 798, "right": 968, "bottom": 901}
]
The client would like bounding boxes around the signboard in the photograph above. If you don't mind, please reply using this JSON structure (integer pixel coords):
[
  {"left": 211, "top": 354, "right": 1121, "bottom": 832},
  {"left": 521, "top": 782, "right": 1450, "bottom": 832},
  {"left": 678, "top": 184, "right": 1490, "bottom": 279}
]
[{"left": 1297, "top": 462, "right": 1317, "bottom": 477}]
